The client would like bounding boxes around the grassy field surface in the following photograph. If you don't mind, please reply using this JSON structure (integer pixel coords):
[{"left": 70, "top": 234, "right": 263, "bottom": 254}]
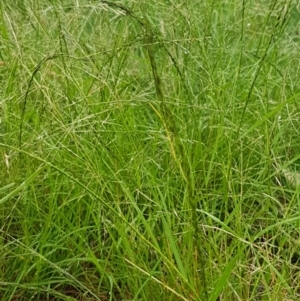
[{"left": 1, "top": 0, "right": 300, "bottom": 300}]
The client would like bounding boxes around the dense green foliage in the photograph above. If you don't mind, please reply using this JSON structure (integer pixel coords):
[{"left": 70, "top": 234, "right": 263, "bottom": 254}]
[{"left": 1, "top": 0, "right": 300, "bottom": 300}]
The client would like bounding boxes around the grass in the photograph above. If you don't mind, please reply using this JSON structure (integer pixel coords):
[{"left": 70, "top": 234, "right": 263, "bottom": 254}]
[{"left": 1, "top": 0, "right": 300, "bottom": 300}]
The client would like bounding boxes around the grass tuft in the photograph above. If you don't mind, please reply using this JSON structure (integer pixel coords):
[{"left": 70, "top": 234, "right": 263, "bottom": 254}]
[{"left": 1, "top": 0, "right": 300, "bottom": 300}]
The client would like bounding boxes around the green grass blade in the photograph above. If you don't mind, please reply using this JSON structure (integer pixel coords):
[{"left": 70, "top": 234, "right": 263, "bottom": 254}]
[
  {"left": 0, "top": 165, "right": 46, "bottom": 205},
  {"left": 209, "top": 254, "right": 239, "bottom": 301}
]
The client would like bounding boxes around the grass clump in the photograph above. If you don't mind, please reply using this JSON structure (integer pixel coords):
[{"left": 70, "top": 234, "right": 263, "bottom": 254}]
[{"left": 1, "top": 0, "right": 300, "bottom": 300}]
